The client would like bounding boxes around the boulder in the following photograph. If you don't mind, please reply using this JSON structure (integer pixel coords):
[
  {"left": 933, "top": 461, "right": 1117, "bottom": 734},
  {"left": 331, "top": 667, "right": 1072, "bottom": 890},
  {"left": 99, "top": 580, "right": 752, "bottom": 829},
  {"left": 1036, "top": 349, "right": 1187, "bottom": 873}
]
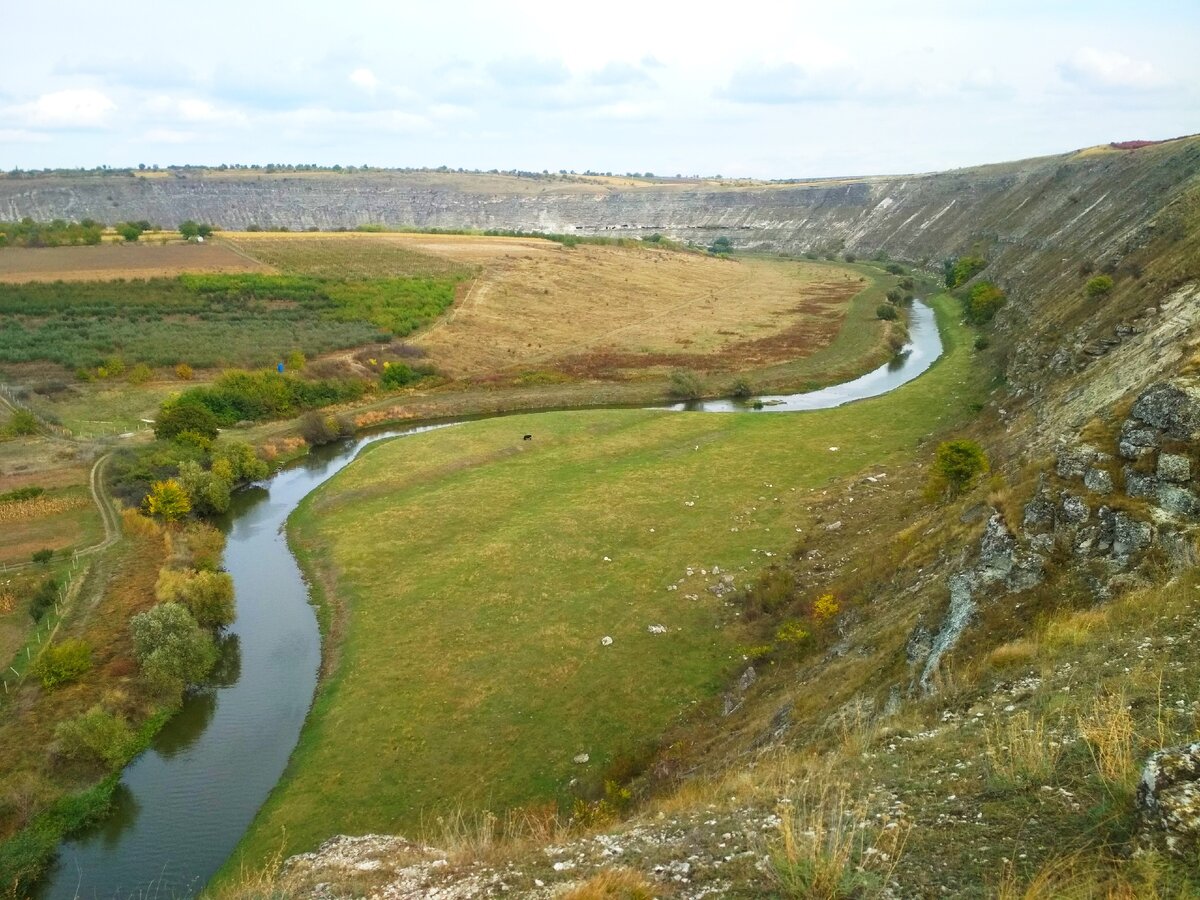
[
  {"left": 1061, "top": 493, "right": 1090, "bottom": 523},
  {"left": 1056, "top": 447, "right": 1096, "bottom": 479},
  {"left": 1084, "top": 467, "right": 1114, "bottom": 495},
  {"left": 1022, "top": 490, "right": 1056, "bottom": 530},
  {"left": 1157, "top": 453, "right": 1192, "bottom": 484},
  {"left": 1112, "top": 512, "right": 1153, "bottom": 558},
  {"left": 1131, "top": 380, "right": 1200, "bottom": 440},
  {"left": 1137, "top": 742, "right": 1200, "bottom": 857},
  {"left": 1156, "top": 484, "right": 1200, "bottom": 518},
  {"left": 1125, "top": 468, "right": 1158, "bottom": 498},
  {"left": 1118, "top": 422, "right": 1159, "bottom": 460}
]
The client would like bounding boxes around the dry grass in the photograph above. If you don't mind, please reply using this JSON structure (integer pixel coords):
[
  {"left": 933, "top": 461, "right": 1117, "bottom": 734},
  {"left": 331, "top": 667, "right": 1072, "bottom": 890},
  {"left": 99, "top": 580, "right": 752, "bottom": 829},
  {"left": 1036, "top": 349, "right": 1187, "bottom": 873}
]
[
  {"left": 769, "top": 784, "right": 908, "bottom": 900},
  {"left": 0, "top": 242, "right": 269, "bottom": 282},
  {"left": 560, "top": 868, "right": 664, "bottom": 899},
  {"left": 223, "top": 232, "right": 479, "bottom": 278},
  {"left": 414, "top": 247, "right": 861, "bottom": 379},
  {"left": 1078, "top": 691, "right": 1137, "bottom": 789},
  {"left": 1043, "top": 608, "right": 1111, "bottom": 649},
  {"left": 985, "top": 711, "right": 1063, "bottom": 786}
]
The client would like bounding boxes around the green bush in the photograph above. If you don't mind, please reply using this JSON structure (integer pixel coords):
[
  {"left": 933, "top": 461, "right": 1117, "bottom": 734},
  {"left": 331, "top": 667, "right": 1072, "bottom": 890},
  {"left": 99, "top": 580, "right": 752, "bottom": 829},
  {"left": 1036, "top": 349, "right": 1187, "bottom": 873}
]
[
  {"left": 928, "top": 439, "right": 989, "bottom": 500},
  {"left": 380, "top": 361, "right": 418, "bottom": 388},
  {"left": 27, "top": 578, "right": 58, "bottom": 622},
  {"left": 667, "top": 369, "right": 703, "bottom": 400},
  {"left": 5, "top": 409, "right": 40, "bottom": 437},
  {"left": 974, "top": 335, "right": 991, "bottom": 350},
  {"left": 886, "top": 263, "right": 906, "bottom": 275},
  {"left": 129, "top": 603, "right": 218, "bottom": 692},
  {"left": 963, "top": 281, "right": 1006, "bottom": 325},
  {"left": 946, "top": 255, "right": 987, "bottom": 287},
  {"left": 730, "top": 377, "right": 755, "bottom": 399},
  {"left": 0, "top": 485, "right": 44, "bottom": 503},
  {"left": 876, "top": 304, "right": 898, "bottom": 321},
  {"left": 54, "top": 708, "right": 135, "bottom": 768},
  {"left": 166, "top": 369, "right": 366, "bottom": 426},
  {"left": 30, "top": 548, "right": 53, "bottom": 566},
  {"left": 154, "top": 398, "right": 220, "bottom": 441},
  {"left": 33, "top": 639, "right": 93, "bottom": 689},
  {"left": 1085, "top": 275, "right": 1114, "bottom": 297},
  {"left": 298, "top": 411, "right": 352, "bottom": 446}
]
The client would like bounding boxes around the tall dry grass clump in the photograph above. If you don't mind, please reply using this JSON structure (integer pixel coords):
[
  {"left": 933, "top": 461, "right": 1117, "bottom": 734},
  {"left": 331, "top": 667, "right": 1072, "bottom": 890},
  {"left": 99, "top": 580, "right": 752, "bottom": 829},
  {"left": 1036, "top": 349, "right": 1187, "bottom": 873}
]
[
  {"left": 985, "top": 710, "right": 1063, "bottom": 787},
  {"left": 769, "top": 785, "right": 907, "bottom": 899}
]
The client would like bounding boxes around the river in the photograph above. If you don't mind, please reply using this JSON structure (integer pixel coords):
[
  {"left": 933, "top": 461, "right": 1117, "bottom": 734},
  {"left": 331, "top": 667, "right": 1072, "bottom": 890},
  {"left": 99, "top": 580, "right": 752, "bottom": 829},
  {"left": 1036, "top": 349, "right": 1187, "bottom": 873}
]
[{"left": 37, "top": 300, "right": 941, "bottom": 899}]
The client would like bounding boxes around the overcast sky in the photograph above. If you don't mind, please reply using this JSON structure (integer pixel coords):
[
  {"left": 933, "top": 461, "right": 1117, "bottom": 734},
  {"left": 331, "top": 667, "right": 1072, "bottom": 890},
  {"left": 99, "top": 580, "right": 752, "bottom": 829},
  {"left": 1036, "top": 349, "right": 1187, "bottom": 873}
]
[{"left": 2, "top": 0, "right": 1196, "bottom": 178}]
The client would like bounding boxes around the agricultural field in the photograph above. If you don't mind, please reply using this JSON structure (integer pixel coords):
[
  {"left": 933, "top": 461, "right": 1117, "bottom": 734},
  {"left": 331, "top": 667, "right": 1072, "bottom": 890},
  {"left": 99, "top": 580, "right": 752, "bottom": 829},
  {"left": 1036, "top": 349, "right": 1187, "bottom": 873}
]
[
  {"left": 234, "top": 294, "right": 986, "bottom": 862},
  {"left": 222, "top": 233, "right": 478, "bottom": 279},
  {"left": 0, "top": 242, "right": 268, "bottom": 283}
]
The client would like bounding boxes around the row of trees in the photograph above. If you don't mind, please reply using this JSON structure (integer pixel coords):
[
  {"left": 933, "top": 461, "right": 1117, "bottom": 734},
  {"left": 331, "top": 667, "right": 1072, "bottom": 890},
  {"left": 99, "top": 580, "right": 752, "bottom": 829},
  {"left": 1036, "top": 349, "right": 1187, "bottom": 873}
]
[{"left": 0, "top": 217, "right": 217, "bottom": 245}]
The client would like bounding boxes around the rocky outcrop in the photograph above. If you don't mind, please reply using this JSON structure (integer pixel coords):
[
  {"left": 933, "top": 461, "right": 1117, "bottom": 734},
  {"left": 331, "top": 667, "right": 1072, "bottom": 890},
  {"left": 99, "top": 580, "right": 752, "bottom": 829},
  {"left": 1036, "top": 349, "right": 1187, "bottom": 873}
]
[
  {"left": 917, "top": 514, "right": 1044, "bottom": 691},
  {"left": 1138, "top": 742, "right": 1200, "bottom": 858}
]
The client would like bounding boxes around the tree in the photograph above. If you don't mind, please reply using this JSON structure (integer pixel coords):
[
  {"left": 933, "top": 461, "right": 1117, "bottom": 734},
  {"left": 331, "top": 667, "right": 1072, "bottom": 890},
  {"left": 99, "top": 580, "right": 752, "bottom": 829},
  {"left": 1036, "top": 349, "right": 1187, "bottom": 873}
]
[
  {"left": 1085, "top": 275, "right": 1114, "bottom": 297},
  {"left": 708, "top": 236, "right": 733, "bottom": 255},
  {"left": 5, "top": 408, "right": 40, "bottom": 436},
  {"left": 33, "top": 639, "right": 93, "bottom": 689},
  {"left": 31, "top": 548, "right": 54, "bottom": 566},
  {"left": 116, "top": 222, "right": 144, "bottom": 242},
  {"left": 129, "top": 602, "right": 218, "bottom": 692},
  {"left": 964, "top": 282, "right": 1007, "bottom": 325},
  {"left": 876, "top": 304, "right": 898, "bottom": 320},
  {"left": 154, "top": 397, "right": 219, "bottom": 441},
  {"left": 928, "top": 439, "right": 989, "bottom": 500},
  {"left": 145, "top": 479, "right": 192, "bottom": 524}
]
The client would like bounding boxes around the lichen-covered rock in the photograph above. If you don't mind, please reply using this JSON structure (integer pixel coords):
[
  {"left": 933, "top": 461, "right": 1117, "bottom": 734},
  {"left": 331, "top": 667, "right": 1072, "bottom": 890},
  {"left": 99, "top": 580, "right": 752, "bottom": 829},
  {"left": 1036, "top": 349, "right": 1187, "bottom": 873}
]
[
  {"left": 1112, "top": 512, "right": 1153, "bottom": 558},
  {"left": 1159, "top": 527, "right": 1199, "bottom": 572},
  {"left": 977, "top": 515, "right": 1016, "bottom": 581},
  {"left": 1156, "top": 483, "right": 1200, "bottom": 517},
  {"left": 1056, "top": 446, "right": 1096, "bottom": 479},
  {"left": 1119, "top": 422, "right": 1160, "bottom": 460},
  {"left": 1005, "top": 551, "right": 1045, "bottom": 592},
  {"left": 1158, "top": 453, "right": 1193, "bottom": 483},
  {"left": 1125, "top": 467, "right": 1158, "bottom": 498},
  {"left": 1022, "top": 490, "right": 1056, "bottom": 530},
  {"left": 1061, "top": 493, "right": 1090, "bottom": 523},
  {"left": 1131, "top": 380, "right": 1200, "bottom": 440},
  {"left": 1137, "top": 742, "right": 1200, "bottom": 857},
  {"left": 1084, "top": 466, "right": 1114, "bottom": 494}
]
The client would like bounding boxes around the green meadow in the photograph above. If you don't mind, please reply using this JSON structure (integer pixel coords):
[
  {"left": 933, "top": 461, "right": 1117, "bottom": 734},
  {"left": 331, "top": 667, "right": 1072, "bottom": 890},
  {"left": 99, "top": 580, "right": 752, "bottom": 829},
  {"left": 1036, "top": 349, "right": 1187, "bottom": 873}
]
[{"left": 231, "top": 293, "right": 987, "bottom": 864}]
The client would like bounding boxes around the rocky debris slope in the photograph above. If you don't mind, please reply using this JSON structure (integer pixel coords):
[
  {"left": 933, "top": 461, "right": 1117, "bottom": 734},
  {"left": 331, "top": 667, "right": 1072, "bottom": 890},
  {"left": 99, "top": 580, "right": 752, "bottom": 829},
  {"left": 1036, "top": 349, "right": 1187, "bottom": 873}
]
[{"left": 1138, "top": 742, "right": 1200, "bottom": 858}]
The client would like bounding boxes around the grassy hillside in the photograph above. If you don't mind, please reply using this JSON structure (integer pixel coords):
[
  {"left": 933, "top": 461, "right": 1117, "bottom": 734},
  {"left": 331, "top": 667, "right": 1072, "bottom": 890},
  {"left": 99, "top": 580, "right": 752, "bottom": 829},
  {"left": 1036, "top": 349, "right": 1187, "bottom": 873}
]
[{"left": 227, "top": 294, "right": 988, "bottom": 867}]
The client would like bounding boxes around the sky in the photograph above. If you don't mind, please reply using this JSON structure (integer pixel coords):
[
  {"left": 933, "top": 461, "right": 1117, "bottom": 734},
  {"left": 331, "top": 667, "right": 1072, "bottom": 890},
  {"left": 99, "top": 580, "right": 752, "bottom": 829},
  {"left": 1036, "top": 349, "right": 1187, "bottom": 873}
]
[{"left": 2, "top": 0, "right": 1197, "bottom": 179}]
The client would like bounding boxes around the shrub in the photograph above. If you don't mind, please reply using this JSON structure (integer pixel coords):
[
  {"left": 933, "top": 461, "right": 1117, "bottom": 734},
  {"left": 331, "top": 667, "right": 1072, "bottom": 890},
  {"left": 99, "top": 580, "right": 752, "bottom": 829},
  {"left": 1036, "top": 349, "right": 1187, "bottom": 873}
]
[
  {"left": 31, "top": 548, "right": 54, "bottom": 566},
  {"left": 928, "top": 439, "right": 989, "bottom": 500},
  {"left": 730, "top": 377, "right": 755, "bottom": 399},
  {"left": 885, "top": 263, "right": 905, "bottom": 275},
  {"left": 1085, "top": 275, "right": 1114, "bottom": 297},
  {"left": 811, "top": 593, "right": 840, "bottom": 625},
  {"left": 285, "top": 349, "right": 307, "bottom": 372},
  {"left": 5, "top": 409, "right": 40, "bottom": 437},
  {"left": 708, "top": 236, "right": 733, "bottom": 255},
  {"left": 155, "top": 569, "right": 235, "bottom": 628},
  {"left": 127, "top": 363, "right": 153, "bottom": 385},
  {"left": 174, "top": 363, "right": 194, "bottom": 381},
  {"left": 33, "top": 639, "right": 93, "bottom": 689},
  {"left": 885, "top": 288, "right": 903, "bottom": 304},
  {"left": 875, "top": 304, "right": 898, "bottom": 321},
  {"left": 667, "top": 369, "right": 703, "bottom": 400},
  {"left": 129, "top": 602, "right": 218, "bottom": 691},
  {"left": 380, "top": 361, "right": 418, "bottom": 389},
  {"left": 964, "top": 281, "right": 1006, "bottom": 325},
  {"left": 144, "top": 479, "right": 192, "bottom": 523},
  {"left": 54, "top": 708, "right": 136, "bottom": 768},
  {"left": 775, "top": 621, "right": 810, "bottom": 645},
  {"left": 898, "top": 276, "right": 914, "bottom": 290},
  {"left": 167, "top": 369, "right": 366, "bottom": 426},
  {"left": 27, "top": 578, "right": 58, "bottom": 621},
  {"left": 298, "top": 411, "right": 352, "bottom": 446},
  {"left": 948, "top": 255, "right": 987, "bottom": 287},
  {"left": 843, "top": 253, "right": 856, "bottom": 263},
  {"left": 154, "top": 398, "right": 220, "bottom": 441},
  {"left": 974, "top": 335, "right": 991, "bottom": 350}
]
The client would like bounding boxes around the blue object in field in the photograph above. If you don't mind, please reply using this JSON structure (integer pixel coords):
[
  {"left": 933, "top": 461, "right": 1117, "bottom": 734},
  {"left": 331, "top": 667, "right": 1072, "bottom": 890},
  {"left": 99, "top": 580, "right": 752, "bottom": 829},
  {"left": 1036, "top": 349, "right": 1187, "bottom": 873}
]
[{"left": 277, "top": 362, "right": 284, "bottom": 373}]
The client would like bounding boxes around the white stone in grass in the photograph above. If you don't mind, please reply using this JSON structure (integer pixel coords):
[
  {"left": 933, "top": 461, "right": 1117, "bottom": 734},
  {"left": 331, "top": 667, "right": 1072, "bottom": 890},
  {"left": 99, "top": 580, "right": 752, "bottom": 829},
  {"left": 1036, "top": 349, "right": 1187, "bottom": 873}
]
[
  {"left": 648, "top": 624, "right": 668, "bottom": 634},
  {"left": 573, "top": 753, "right": 590, "bottom": 764},
  {"left": 603, "top": 556, "right": 612, "bottom": 562},
  {"left": 601, "top": 635, "right": 613, "bottom": 646},
  {"left": 829, "top": 446, "right": 839, "bottom": 451}
]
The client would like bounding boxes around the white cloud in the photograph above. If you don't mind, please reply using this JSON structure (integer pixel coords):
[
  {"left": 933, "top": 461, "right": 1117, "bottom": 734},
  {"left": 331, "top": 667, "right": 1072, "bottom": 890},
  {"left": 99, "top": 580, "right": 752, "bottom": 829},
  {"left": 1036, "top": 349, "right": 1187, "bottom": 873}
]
[
  {"left": 349, "top": 67, "right": 379, "bottom": 92},
  {"left": 20, "top": 89, "right": 116, "bottom": 128},
  {"left": 1059, "top": 48, "right": 1172, "bottom": 91},
  {"left": 143, "top": 128, "right": 196, "bottom": 144}
]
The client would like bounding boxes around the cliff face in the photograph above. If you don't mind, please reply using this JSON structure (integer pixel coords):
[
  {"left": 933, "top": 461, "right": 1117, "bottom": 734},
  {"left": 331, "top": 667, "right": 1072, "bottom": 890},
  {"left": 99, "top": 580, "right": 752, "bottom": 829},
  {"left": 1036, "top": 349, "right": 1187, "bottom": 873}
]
[{"left": 2, "top": 139, "right": 1195, "bottom": 276}]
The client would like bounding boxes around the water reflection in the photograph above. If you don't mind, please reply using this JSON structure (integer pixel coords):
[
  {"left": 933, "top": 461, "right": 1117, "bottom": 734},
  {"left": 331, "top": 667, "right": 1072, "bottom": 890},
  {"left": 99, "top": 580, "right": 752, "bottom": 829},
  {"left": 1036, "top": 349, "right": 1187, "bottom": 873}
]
[{"left": 152, "top": 692, "right": 217, "bottom": 760}]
